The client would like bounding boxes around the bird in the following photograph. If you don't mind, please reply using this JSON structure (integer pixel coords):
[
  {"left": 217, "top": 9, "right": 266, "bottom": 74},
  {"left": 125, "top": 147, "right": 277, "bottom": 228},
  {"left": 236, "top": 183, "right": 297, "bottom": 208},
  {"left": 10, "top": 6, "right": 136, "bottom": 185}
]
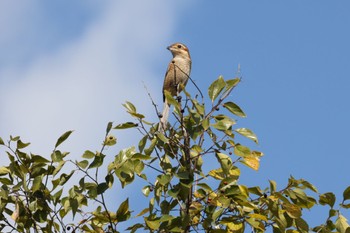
[{"left": 158, "top": 42, "right": 192, "bottom": 133}]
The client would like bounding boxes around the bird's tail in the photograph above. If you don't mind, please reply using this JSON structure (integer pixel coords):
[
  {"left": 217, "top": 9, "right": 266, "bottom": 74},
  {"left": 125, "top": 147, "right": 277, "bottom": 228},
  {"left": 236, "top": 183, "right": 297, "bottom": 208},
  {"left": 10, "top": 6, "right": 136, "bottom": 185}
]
[{"left": 159, "top": 99, "right": 170, "bottom": 133}]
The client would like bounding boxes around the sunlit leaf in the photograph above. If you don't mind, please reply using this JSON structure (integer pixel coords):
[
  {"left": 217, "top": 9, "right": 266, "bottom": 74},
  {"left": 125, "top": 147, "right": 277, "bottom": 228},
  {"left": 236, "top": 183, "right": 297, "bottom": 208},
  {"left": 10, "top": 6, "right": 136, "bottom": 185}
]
[
  {"left": 0, "top": 167, "right": 10, "bottom": 175},
  {"left": 55, "top": 131, "right": 73, "bottom": 148},
  {"left": 209, "top": 168, "right": 225, "bottom": 180},
  {"left": 145, "top": 219, "right": 160, "bottom": 230},
  {"left": 142, "top": 186, "right": 151, "bottom": 197},
  {"left": 241, "top": 156, "right": 260, "bottom": 171},
  {"left": 82, "top": 150, "right": 95, "bottom": 159},
  {"left": 202, "top": 118, "right": 210, "bottom": 130},
  {"left": 335, "top": 214, "right": 350, "bottom": 233},
  {"left": 138, "top": 135, "right": 148, "bottom": 153},
  {"left": 269, "top": 180, "right": 277, "bottom": 193},
  {"left": 225, "top": 78, "right": 241, "bottom": 91},
  {"left": 116, "top": 198, "right": 130, "bottom": 222},
  {"left": 283, "top": 203, "right": 301, "bottom": 219},
  {"left": 319, "top": 192, "right": 336, "bottom": 208},
  {"left": 215, "top": 152, "right": 232, "bottom": 174},
  {"left": 114, "top": 122, "right": 138, "bottom": 129},
  {"left": 223, "top": 102, "right": 246, "bottom": 118},
  {"left": 164, "top": 90, "right": 179, "bottom": 107},
  {"left": 234, "top": 144, "right": 251, "bottom": 157},
  {"left": 123, "top": 101, "right": 137, "bottom": 113},
  {"left": 32, "top": 176, "right": 42, "bottom": 192},
  {"left": 249, "top": 213, "right": 268, "bottom": 221},
  {"left": 156, "top": 132, "right": 169, "bottom": 144},
  {"left": 208, "top": 76, "right": 226, "bottom": 102},
  {"left": 235, "top": 128, "right": 258, "bottom": 143},
  {"left": 17, "top": 140, "right": 30, "bottom": 149},
  {"left": 77, "top": 160, "right": 89, "bottom": 169},
  {"left": 157, "top": 174, "right": 171, "bottom": 186},
  {"left": 136, "top": 208, "right": 149, "bottom": 217}
]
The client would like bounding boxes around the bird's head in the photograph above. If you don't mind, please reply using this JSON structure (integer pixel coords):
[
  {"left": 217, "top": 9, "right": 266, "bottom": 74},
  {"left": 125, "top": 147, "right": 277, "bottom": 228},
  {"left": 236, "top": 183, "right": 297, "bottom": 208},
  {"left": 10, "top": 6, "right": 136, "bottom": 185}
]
[{"left": 167, "top": 43, "right": 191, "bottom": 60}]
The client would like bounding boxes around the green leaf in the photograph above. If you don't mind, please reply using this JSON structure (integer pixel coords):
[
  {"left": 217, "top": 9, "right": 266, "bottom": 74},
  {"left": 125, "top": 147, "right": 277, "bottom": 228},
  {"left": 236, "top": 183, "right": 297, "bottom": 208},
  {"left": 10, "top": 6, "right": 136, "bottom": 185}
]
[
  {"left": 52, "top": 161, "right": 65, "bottom": 176},
  {"left": 234, "top": 144, "right": 251, "bottom": 157},
  {"left": 88, "top": 154, "right": 105, "bottom": 169},
  {"left": 55, "top": 131, "right": 73, "bottom": 148},
  {"left": 77, "top": 160, "right": 89, "bottom": 169},
  {"left": 96, "top": 182, "right": 108, "bottom": 195},
  {"left": 208, "top": 76, "right": 226, "bottom": 102},
  {"left": 319, "top": 192, "right": 336, "bottom": 208},
  {"left": 269, "top": 180, "right": 277, "bottom": 193},
  {"left": 32, "top": 176, "right": 42, "bottom": 192},
  {"left": 157, "top": 174, "right": 171, "bottom": 186},
  {"left": 51, "top": 151, "right": 63, "bottom": 162},
  {"left": 209, "top": 168, "right": 225, "bottom": 180},
  {"left": 160, "top": 215, "right": 175, "bottom": 222},
  {"left": 235, "top": 128, "right": 258, "bottom": 144},
  {"left": 164, "top": 90, "right": 179, "bottom": 107},
  {"left": 117, "top": 198, "right": 130, "bottom": 222},
  {"left": 136, "top": 208, "right": 149, "bottom": 217},
  {"left": 114, "top": 122, "right": 138, "bottom": 129},
  {"left": 283, "top": 203, "right": 301, "bottom": 219},
  {"left": 343, "top": 186, "right": 350, "bottom": 202},
  {"left": 295, "top": 218, "right": 309, "bottom": 232},
  {"left": 225, "top": 78, "right": 241, "bottom": 91},
  {"left": 0, "top": 137, "right": 4, "bottom": 145},
  {"left": 156, "top": 132, "right": 169, "bottom": 144},
  {"left": 223, "top": 101, "right": 246, "bottom": 118},
  {"left": 145, "top": 218, "right": 161, "bottom": 230},
  {"left": 197, "top": 183, "right": 213, "bottom": 192},
  {"left": 106, "top": 121, "right": 113, "bottom": 134},
  {"left": 59, "top": 171, "right": 74, "bottom": 186},
  {"left": 212, "top": 117, "right": 235, "bottom": 131},
  {"left": 70, "top": 198, "right": 79, "bottom": 218},
  {"left": 142, "top": 186, "right": 151, "bottom": 197},
  {"left": 301, "top": 180, "right": 318, "bottom": 193},
  {"left": 0, "top": 167, "right": 10, "bottom": 175},
  {"left": 17, "top": 140, "right": 30, "bottom": 149},
  {"left": 138, "top": 135, "right": 148, "bottom": 153},
  {"left": 202, "top": 118, "right": 210, "bottom": 130},
  {"left": 123, "top": 101, "right": 137, "bottom": 113},
  {"left": 32, "top": 155, "right": 50, "bottom": 163},
  {"left": 82, "top": 150, "right": 95, "bottom": 159},
  {"left": 215, "top": 152, "right": 232, "bottom": 174}
]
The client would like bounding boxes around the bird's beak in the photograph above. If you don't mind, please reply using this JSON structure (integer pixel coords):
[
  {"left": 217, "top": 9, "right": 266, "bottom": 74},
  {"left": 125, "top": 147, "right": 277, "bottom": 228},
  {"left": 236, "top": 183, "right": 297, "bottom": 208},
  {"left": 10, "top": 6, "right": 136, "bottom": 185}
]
[{"left": 167, "top": 46, "right": 171, "bottom": 50}]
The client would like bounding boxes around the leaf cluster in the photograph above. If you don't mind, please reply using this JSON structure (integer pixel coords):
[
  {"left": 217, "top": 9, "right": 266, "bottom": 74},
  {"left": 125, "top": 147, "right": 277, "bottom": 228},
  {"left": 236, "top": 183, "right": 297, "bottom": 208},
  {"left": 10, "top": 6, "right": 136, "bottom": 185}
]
[{"left": 0, "top": 76, "right": 349, "bottom": 233}]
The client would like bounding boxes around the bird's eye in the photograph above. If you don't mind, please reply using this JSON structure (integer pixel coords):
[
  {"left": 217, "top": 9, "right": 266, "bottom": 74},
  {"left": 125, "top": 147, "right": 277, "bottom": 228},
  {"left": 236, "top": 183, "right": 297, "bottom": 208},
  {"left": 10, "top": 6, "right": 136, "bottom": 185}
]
[{"left": 177, "top": 44, "right": 182, "bottom": 49}]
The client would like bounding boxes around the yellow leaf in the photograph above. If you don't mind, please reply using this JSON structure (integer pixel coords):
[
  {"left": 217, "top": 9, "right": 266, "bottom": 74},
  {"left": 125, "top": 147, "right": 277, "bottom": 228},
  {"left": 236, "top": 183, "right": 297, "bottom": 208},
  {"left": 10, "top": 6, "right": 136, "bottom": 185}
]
[
  {"left": 249, "top": 213, "right": 268, "bottom": 221},
  {"left": 283, "top": 203, "right": 301, "bottom": 219},
  {"left": 242, "top": 156, "right": 260, "bottom": 171}
]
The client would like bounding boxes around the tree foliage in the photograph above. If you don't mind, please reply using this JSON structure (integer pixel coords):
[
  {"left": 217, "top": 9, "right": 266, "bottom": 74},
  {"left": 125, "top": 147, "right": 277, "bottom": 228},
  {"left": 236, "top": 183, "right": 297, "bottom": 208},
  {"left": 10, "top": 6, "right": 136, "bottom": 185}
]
[{"left": 0, "top": 75, "right": 349, "bottom": 232}]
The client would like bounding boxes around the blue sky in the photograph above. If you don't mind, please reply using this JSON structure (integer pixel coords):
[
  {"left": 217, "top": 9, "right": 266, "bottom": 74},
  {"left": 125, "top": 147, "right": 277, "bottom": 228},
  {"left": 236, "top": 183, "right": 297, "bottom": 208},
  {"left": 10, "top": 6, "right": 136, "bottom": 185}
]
[{"left": 1, "top": 0, "right": 349, "bottom": 229}]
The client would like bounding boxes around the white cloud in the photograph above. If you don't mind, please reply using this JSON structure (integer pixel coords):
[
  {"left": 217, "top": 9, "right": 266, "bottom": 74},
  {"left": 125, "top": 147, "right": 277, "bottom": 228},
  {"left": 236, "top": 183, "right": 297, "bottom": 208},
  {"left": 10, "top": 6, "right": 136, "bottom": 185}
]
[{"left": 0, "top": 1, "right": 188, "bottom": 158}]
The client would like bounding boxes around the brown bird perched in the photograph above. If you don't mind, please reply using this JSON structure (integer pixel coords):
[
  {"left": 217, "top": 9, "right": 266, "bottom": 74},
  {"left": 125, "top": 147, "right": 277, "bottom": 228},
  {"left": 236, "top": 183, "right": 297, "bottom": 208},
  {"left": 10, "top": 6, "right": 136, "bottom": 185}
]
[{"left": 158, "top": 43, "right": 192, "bottom": 132}]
